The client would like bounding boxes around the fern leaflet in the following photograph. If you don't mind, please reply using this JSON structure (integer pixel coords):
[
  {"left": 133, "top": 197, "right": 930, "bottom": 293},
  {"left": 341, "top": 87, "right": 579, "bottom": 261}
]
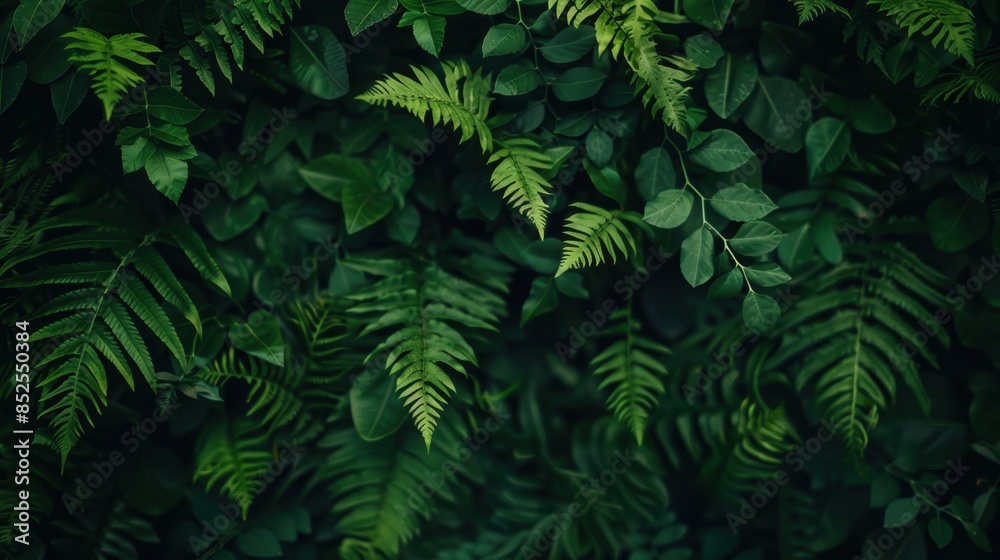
[
  {"left": 62, "top": 28, "right": 161, "bottom": 120},
  {"left": 869, "top": 0, "right": 977, "bottom": 65},
  {"left": 591, "top": 305, "right": 669, "bottom": 444},
  {"left": 762, "top": 243, "right": 951, "bottom": 473},
  {"left": 549, "top": 0, "right": 696, "bottom": 134},
  {"left": 344, "top": 255, "right": 507, "bottom": 448},
  {"left": 790, "top": 0, "right": 850, "bottom": 23},
  {"left": 555, "top": 202, "right": 643, "bottom": 277},
  {"left": 357, "top": 61, "right": 494, "bottom": 152},
  {"left": 488, "top": 137, "right": 554, "bottom": 239}
]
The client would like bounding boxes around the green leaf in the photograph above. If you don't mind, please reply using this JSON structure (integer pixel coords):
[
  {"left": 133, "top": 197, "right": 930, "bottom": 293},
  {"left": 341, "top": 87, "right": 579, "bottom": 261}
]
[
  {"left": 954, "top": 168, "right": 988, "bottom": 202},
  {"left": 643, "top": 189, "right": 693, "bottom": 229},
  {"left": 965, "top": 523, "right": 992, "bottom": 552},
  {"left": 202, "top": 194, "right": 268, "bottom": 241},
  {"left": 758, "top": 22, "right": 814, "bottom": 75},
  {"left": 494, "top": 63, "right": 541, "bottom": 96},
  {"left": 62, "top": 28, "right": 160, "bottom": 120},
  {"left": 410, "top": 14, "right": 446, "bottom": 56},
  {"left": 539, "top": 25, "right": 596, "bottom": 63},
  {"left": 143, "top": 151, "right": 188, "bottom": 204},
  {"left": 342, "top": 182, "right": 393, "bottom": 234},
  {"left": 345, "top": 0, "right": 398, "bottom": 36},
  {"left": 229, "top": 310, "right": 285, "bottom": 366},
  {"left": 386, "top": 205, "right": 420, "bottom": 245},
  {"left": 236, "top": 528, "right": 283, "bottom": 558},
  {"left": 50, "top": 69, "right": 88, "bottom": 124},
  {"left": 455, "top": 0, "right": 510, "bottom": 14},
  {"left": 730, "top": 221, "right": 784, "bottom": 256},
  {"left": 13, "top": 0, "right": 65, "bottom": 48},
  {"left": 635, "top": 147, "right": 677, "bottom": 201},
  {"left": 688, "top": 130, "right": 754, "bottom": 172},
  {"left": 743, "top": 263, "right": 790, "bottom": 287},
  {"left": 585, "top": 128, "right": 613, "bottom": 167},
  {"left": 743, "top": 76, "right": 810, "bottom": 152},
  {"left": 680, "top": 226, "right": 714, "bottom": 287},
  {"left": 290, "top": 26, "right": 350, "bottom": 100},
  {"left": 869, "top": 470, "right": 902, "bottom": 507},
  {"left": 805, "top": 117, "right": 851, "bottom": 180},
  {"left": 145, "top": 87, "right": 202, "bottom": 125},
  {"left": 299, "top": 154, "right": 375, "bottom": 202},
  {"left": 813, "top": 215, "right": 842, "bottom": 264},
  {"left": 521, "top": 276, "right": 558, "bottom": 326},
  {"left": 705, "top": 54, "right": 758, "bottom": 119},
  {"left": 742, "top": 292, "right": 779, "bottom": 332},
  {"left": 684, "top": 36, "right": 723, "bottom": 69},
  {"left": 583, "top": 160, "right": 626, "bottom": 205},
  {"left": 121, "top": 137, "right": 155, "bottom": 174},
  {"left": 482, "top": 23, "right": 526, "bottom": 57},
  {"left": 926, "top": 194, "right": 990, "bottom": 252},
  {"left": 708, "top": 268, "right": 744, "bottom": 299},
  {"left": 350, "top": 370, "right": 408, "bottom": 441},
  {"left": 552, "top": 67, "right": 606, "bottom": 102},
  {"left": 0, "top": 61, "right": 27, "bottom": 115},
  {"left": 884, "top": 498, "right": 921, "bottom": 528},
  {"left": 927, "top": 517, "right": 953, "bottom": 549},
  {"left": 710, "top": 184, "right": 777, "bottom": 221},
  {"left": 683, "top": 0, "right": 735, "bottom": 30},
  {"left": 847, "top": 99, "right": 896, "bottom": 134}
]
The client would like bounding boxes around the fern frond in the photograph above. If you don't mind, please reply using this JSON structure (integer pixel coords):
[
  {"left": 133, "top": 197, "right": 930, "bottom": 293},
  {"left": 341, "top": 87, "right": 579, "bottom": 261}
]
[
  {"left": 357, "top": 61, "right": 494, "bottom": 152},
  {"left": 201, "top": 348, "right": 307, "bottom": 430},
  {"left": 790, "top": 0, "right": 850, "bottom": 23},
  {"left": 62, "top": 28, "right": 161, "bottom": 120},
  {"left": 316, "top": 413, "right": 471, "bottom": 557},
  {"left": 487, "top": 137, "right": 554, "bottom": 239},
  {"left": 591, "top": 306, "right": 669, "bottom": 444},
  {"left": 924, "top": 48, "right": 1000, "bottom": 104},
  {"left": 344, "top": 255, "right": 508, "bottom": 448},
  {"left": 49, "top": 499, "right": 159, "bottom": 559},
  {"left": 288, "top": 297, "right": 350, "bottom": 371},
  {"left": 869, "top": 0, "right": 976, "bottom": 65},
  {"left": 549, "top": 0, "right": 695, "bottom": 134},
  {"left": 0, "top": 131, "right": 62, "bottom": 261},
  {"left": 763, "top": 243, "right": 951, "bottom": 474},
  {"left": 193, "top": 417, "right": 274, "bottom": 518},
  {"left": 0, "top": 214, "right": 224, "bottom": 464},
  {"left": 555, "top": 202, "right": 642, "bottom": 277},
  {"left": 720, "top": 401, "right": 801, "bottom": 494}
]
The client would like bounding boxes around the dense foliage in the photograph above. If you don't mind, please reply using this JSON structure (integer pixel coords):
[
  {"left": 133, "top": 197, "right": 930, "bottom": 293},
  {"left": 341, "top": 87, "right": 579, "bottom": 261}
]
[{"left": 2, "top": 0, "right": 1000, "bottom": 558}]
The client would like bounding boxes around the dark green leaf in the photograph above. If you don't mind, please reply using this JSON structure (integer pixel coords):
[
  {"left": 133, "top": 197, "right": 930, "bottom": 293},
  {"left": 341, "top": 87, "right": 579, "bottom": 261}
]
[
  {"left": 290, "top": 26, "right": 350, "bottom": 100},
  {"left": 681, "top": 226, "right": 714, "bottom": 287},
  {"left": 643, "top": 189, "right": 693, "bottom": 229},
  {"left": 552, "top": 67, "right": 606, "bottom": 101}
]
